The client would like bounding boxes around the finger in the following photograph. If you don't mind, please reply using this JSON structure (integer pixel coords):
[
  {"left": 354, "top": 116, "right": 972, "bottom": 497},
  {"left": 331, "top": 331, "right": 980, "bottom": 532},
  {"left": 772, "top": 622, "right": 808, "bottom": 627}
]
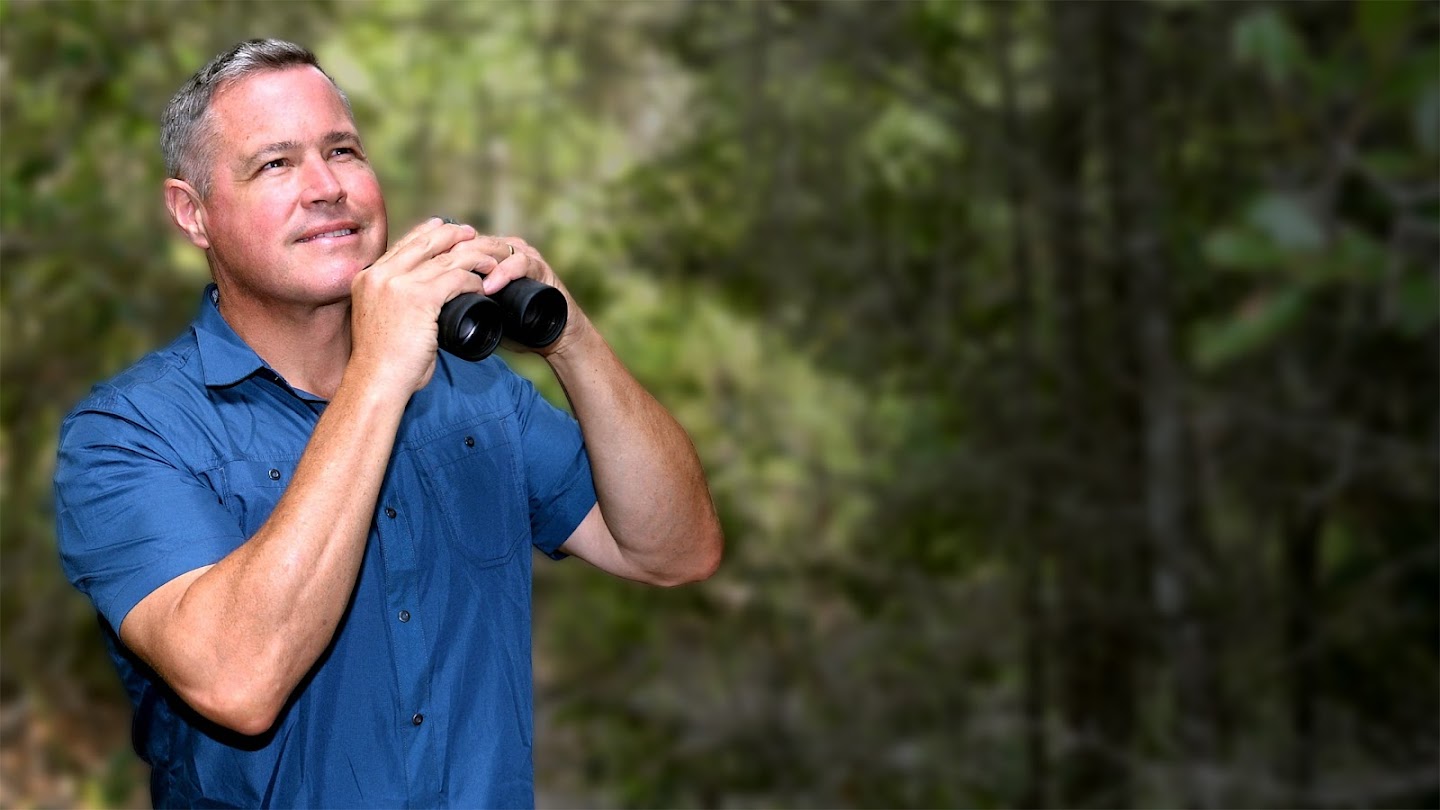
[
  {"left": 417, "top": 266, "right": 491, "bottom": 321},
  {"left": 377, "top": 221, "right": 477, "bottom": 275},
  {"left": 480, "top": 251, "right": 531, "bottom": 295},
  {"left": 464, "top": 234, "right": 530, "bottom": 264},
  {"left": 441, "top": 263, "right": 491, "bottom": 299},
  {"left": 475, "top": 236, "right": 542, "bottom": 294},
  {"left": 408, "top": 249, "right": 499, "bottom": 286},
  {"left": 388, "top": 215, "right": 449, "bottom": 253}
]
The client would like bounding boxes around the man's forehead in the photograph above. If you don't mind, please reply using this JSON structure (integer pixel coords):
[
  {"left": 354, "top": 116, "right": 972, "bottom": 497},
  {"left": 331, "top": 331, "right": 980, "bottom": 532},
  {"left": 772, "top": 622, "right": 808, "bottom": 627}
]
[
  {"left": 213, "top": 65, "right": 334, "bottom": 103},
  {"left": 210, "top": 66, "right": 353, "bottom": 140}
]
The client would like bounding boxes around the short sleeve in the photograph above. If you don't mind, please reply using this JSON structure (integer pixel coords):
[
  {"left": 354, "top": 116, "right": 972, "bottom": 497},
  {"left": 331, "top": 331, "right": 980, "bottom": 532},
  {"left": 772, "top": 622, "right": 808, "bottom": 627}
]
[
  {"left": 507, "top": 373, "right": 597, "bottom": 559},
  {"left": 54, "top": 397, "right": 245, "bottom": 632}
]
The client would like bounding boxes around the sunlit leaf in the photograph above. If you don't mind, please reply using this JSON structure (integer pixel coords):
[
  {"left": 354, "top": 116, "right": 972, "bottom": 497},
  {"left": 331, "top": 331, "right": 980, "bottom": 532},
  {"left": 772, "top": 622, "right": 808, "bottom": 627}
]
[
  {"left": 1232, "top": 7, "right": 1308, "bottom": 85},
  {"left": 1247, "top": 192, "right": 1325, "bottom": 251}
]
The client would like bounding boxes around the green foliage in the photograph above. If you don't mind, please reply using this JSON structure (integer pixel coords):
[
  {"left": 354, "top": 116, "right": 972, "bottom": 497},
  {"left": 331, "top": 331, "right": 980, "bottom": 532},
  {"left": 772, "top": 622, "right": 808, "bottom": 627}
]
[
  {"left": 2, "top": 1, "right": 1435, "bottom": 808},
  {"left": 1415, "top": 80, "right": 1440, "bottom": 154},
  {"left": 1192, "top": 286, "right": 1310, "bottom": 371},
  {"left": 1232, "top": 7, "right": 1309, "bottom": 85}
]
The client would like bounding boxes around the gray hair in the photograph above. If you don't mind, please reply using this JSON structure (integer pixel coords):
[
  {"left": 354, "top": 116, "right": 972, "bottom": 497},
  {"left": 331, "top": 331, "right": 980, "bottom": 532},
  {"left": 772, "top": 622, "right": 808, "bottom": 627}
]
[{"left": 161, "top": 39, "right": 352, "bottom": 197}]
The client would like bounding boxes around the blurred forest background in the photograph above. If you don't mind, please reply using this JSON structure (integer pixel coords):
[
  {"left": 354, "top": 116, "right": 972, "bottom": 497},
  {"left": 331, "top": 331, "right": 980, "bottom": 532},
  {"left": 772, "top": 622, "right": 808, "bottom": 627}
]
[{"left": 2, "top": 0, "right": 1437, "bottom": 807}]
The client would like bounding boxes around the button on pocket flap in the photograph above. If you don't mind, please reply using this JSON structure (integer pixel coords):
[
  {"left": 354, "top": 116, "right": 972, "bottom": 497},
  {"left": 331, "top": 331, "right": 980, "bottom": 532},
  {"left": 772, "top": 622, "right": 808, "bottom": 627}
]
[
  {"left": 414, "top": 421, "right": 525, "bottom": 568},
  {"left": 225, "top": 459, "right": 295, "bottom": 489},
  {"left": 417, "top": 419, "right": 508, "bottom": 466},
  {"left": 219, "top": 459, "right": 295, "bottom": 537}
]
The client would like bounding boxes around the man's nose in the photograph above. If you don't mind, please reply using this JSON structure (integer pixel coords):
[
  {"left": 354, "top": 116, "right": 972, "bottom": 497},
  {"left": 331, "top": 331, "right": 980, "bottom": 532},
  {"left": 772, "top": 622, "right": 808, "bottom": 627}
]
[{"left": 301, "top": 157, "right": 345, "bottom": 206}]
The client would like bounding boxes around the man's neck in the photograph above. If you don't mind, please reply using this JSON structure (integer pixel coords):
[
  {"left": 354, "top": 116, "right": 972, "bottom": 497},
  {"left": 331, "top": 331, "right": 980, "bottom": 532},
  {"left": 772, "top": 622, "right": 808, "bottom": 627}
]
[{"left": 216, "top": 290, "right": 353, "bottom": 400}]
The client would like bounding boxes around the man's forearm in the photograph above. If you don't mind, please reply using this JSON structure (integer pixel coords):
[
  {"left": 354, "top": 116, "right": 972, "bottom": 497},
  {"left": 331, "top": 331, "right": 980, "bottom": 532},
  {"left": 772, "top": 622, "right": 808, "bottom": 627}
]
[
  {"left": 122, "top": 370, "right": 408, "bottom": 734},
  {"left": 545, "top": 321, "right": 723, "bottom": 584}
]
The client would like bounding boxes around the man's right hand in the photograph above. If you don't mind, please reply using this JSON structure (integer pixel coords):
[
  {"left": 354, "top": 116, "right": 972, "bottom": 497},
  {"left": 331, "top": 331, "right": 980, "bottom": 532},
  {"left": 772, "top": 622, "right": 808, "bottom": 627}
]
[{"left": 347, "top": 217, "right": 495, "bottom": 395}]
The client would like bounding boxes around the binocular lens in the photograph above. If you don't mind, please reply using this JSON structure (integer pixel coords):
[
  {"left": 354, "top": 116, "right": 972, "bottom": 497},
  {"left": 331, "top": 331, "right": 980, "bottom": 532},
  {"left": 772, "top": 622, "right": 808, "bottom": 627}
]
[
  {"left": 438, "top": 293, "right": 504, "bottom": 361},
  {"left": 495, "top": 280, "right": 567, "bottom": 349}
]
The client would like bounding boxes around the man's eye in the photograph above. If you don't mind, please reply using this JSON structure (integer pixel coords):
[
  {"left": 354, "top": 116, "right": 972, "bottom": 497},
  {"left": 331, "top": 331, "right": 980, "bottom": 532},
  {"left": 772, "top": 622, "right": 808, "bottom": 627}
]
[
  {"left": 261, "top": 159, "right": 287, "bottom": 170},
  {"left": 332, "top": 147, "right": 358, "bottom": 159}
]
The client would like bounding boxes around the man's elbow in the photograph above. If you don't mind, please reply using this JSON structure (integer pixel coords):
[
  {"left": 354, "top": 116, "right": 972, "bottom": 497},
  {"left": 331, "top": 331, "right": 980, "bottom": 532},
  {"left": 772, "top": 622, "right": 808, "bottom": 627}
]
[
  {"left": 690, "top": 530, "right": 724, "bottom": 582},
  {"left": 185, "top": 680, "right": 286, "bottom": 737},
  {"left": 653, "top": 527, "right": 724, "bottom": 587}
]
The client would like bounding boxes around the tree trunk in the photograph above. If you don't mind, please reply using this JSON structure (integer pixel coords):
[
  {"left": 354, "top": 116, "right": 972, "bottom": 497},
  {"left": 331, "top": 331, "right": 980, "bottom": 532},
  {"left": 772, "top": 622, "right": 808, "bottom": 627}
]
[
  {"left": 1094, "top": 5, "right": 1227, "bottom": 807},
  {"left": 994, "top": 4, "right": 1050, "bottom": 807},
  {"left": 1045, "top": 4, "right": 1142, "bottom": 806},
  {"left": 1284, "top": 505, "right": 1322, "bottom": 807}
]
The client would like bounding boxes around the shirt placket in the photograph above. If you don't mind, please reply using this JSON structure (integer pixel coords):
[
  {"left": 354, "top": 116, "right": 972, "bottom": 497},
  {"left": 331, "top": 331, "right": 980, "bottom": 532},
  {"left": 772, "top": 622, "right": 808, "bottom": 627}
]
[{"left": 374, "top": 467, "right": 446, "bottom": 804}]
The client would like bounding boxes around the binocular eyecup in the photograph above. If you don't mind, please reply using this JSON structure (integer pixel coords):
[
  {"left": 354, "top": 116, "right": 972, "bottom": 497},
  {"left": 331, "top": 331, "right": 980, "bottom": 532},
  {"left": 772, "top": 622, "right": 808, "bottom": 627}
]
[{"left": 438, "top": 278, "right": 568, "bottom": 362}]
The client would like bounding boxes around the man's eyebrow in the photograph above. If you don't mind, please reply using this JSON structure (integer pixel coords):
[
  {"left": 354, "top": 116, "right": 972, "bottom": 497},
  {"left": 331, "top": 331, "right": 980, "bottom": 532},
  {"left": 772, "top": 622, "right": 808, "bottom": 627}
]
[
  {"left": 241, "top": 132, "right": 361, "bottom": 170},
  {"left": 321, "top": 130, "right": 359, "bottom": 146}
]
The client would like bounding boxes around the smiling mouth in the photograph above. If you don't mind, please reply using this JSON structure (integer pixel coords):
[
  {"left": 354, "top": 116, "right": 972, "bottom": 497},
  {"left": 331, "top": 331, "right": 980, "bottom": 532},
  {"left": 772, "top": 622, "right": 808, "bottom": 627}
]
[{"left": 297, "top": 228, "right": 358, "bottom": 243}]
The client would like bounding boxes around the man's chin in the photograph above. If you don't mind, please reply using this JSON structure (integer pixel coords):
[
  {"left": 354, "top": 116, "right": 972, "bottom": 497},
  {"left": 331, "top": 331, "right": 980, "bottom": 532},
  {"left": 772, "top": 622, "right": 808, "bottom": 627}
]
[{"left": 301, "top": 263, "right": 364, "bottom": 301}]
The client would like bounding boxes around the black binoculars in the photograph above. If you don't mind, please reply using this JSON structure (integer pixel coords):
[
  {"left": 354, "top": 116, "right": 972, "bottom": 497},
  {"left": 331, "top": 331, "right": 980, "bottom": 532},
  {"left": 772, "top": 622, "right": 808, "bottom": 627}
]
[{"left": 434, "top": 220, "right": 567, "bottom": 361}]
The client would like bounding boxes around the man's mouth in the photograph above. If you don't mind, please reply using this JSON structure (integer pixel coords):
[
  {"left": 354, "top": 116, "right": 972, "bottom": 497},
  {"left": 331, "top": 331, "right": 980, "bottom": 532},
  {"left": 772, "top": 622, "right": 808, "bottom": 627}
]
[{"left": 297, "top": 228, "right": 358, "bottom": 243}]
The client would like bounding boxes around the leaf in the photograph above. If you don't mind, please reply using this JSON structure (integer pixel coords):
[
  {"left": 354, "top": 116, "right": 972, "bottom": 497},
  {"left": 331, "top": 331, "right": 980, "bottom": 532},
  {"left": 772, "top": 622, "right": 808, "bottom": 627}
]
[
  {"left": 1192, "top": 287, "right": 1309, "bottom": 370},
  {"left": 1247, "top": 192, "right": 1325, "bottom": 251},
  {"left": 1202, "top": 193, "right": 1326, "bottom": 276},
  {"left": 1232, "top": 7, "right": 1308, "bottom": 85},
  {"left": 1414, "top": 81, "right": 1440, "bottom": 155},
  {"left": 1203, "top": 225, "right": 1282, "bottom": 271}
]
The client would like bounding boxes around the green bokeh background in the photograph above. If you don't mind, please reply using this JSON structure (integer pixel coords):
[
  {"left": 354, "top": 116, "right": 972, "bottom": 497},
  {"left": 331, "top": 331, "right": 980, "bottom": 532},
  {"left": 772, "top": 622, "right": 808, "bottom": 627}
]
[{"left": 2, "top": 1, "right": 1437, "bottom": 807}]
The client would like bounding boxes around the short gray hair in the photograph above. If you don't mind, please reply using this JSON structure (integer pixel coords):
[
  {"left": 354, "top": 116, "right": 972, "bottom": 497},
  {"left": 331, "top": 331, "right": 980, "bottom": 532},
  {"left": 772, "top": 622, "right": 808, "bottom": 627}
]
[{"left": 161, "top": 39, "right": 352, "bottom": 197}]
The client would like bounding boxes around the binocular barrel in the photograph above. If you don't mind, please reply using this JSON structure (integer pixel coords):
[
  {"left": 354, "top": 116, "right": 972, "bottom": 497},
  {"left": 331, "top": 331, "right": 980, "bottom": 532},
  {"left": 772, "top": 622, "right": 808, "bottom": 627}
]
[
  {"left": 438, "top": 279, "right": 568, "bottom": 361},
  {"left": 432, "top": 217, "right": 567, "bottom": 361}
]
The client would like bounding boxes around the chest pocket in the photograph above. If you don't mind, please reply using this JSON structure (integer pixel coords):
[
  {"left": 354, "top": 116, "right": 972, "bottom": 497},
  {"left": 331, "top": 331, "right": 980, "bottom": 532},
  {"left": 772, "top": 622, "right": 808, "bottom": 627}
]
[
  {"left": 219, "top": 459, "right": 297, "bottom": 538},
  {"left": 415, "top": 418, "right": 527, "bottom": 569}
]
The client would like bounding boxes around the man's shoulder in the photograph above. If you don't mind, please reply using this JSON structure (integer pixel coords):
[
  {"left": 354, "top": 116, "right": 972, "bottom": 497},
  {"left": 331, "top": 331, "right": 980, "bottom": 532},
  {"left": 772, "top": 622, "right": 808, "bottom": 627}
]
[{"left": 65, "top": 329, "right": 202, "bottom": 421}]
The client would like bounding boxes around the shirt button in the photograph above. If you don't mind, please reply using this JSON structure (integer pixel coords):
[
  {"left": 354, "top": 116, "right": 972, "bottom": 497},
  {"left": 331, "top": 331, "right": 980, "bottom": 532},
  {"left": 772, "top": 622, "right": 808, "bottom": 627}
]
[
  {"left": 412, "top": 713, "right": 424, "bottom": 726},
  {"left": 384, "top": 507, "right": 397, "bottom": 519},
  {"left": 398, "top": 610, "right": 411, "bottom": 623},
  {"left": 464, "top": 436, "right": 475, "bottom": 448},
  {"left": 268, "top": 468, "right": 281, "bottom": 481}
]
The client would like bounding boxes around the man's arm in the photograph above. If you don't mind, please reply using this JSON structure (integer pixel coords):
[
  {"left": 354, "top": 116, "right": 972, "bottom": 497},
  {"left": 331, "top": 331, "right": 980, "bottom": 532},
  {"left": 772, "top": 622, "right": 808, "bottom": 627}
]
[
  {"left": 118, "top": 219, "right": 490, "bottom": 735},
  {"left": 120, "top": 378, "right": 408, "bottom": 735},
  {"left": 548, "top": 324, "right": 723, "bottom": 586},
  {"left": 482, "top": 239, "right": 724, "bottom": 586}
]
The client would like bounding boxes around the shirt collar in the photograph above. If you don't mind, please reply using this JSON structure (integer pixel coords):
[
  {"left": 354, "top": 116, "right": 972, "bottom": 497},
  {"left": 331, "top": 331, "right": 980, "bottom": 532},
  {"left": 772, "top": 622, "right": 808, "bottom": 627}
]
[{"left": 193, "top": 284, "right": 269, "bottom": 388}]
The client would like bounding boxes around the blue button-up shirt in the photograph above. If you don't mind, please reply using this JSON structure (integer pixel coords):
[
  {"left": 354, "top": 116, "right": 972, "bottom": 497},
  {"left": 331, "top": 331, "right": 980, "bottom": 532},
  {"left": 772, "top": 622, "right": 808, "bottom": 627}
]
[{"left": 54, "top": 285, "right": 596, "bottom": 808}]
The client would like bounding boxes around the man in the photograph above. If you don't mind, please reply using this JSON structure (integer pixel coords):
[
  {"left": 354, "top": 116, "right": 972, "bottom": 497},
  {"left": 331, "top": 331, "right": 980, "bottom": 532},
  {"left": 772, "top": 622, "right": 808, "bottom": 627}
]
[{"left": 53, "top": 39, "right": 722, "bottom": 808}]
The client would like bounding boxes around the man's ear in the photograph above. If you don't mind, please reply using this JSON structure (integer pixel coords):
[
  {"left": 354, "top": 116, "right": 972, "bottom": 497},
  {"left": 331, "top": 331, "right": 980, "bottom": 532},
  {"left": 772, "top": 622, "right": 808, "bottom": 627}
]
[{"left": 163, "top": 179, "right": 211, "bottom": 249}]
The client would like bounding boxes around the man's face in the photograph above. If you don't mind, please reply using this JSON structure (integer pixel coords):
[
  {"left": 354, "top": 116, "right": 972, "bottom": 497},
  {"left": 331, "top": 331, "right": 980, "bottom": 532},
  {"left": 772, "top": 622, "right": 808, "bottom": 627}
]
[{"left": 195, "top": 66, "right": 387, "bottom": 309}]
